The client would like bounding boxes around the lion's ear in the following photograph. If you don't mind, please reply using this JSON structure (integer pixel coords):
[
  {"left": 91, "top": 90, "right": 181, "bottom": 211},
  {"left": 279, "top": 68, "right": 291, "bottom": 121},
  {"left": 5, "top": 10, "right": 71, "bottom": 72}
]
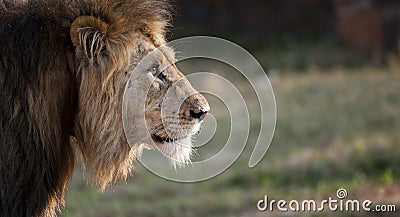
[{"left": 70, "top": 16, "right": 109, "bottom": 66}]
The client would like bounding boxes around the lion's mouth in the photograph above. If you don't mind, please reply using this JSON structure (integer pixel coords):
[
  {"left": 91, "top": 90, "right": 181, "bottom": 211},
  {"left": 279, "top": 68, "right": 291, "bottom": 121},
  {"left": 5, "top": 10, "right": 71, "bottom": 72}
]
[
  {"left": 151, "top": 134, "right": 176, "bottom": 143},
  {"left": 151, "top": 134, "right": 191, "bottom": 144},
  {"left": 150, "top": 133, "right": 193, "bottom": 168},
  {"left": 150, "top": 123, "right": 201, "bottom": 144}
]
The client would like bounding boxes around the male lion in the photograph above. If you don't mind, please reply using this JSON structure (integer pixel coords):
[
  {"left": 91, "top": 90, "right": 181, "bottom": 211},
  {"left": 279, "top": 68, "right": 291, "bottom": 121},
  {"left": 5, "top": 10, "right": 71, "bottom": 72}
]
[{"left": 0, "top": 0, "right": 209, "bottom": 216}]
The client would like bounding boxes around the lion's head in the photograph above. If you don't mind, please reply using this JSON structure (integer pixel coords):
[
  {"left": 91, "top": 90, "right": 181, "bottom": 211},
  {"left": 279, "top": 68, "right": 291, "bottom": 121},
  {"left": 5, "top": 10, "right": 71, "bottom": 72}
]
[
  {"left": 69, "top": 1, "right": 209, "bottom": 188},
  {"left": 123, "top": 43, "right": 210, "bottom": 168}
]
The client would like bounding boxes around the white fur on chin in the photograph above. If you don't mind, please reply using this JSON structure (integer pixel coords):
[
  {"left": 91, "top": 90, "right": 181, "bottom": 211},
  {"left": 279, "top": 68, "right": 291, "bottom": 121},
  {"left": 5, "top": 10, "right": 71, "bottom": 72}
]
[
  {"left": 160, "top": 137, "right": 193, "bottom": 169},
  {"left": 158, "top": 123, "right": 202, "bottom": 169}
]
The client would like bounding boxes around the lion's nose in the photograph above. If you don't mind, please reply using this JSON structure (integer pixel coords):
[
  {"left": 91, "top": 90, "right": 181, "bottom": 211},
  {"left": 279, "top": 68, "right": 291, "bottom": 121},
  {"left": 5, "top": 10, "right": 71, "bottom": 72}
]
[
  {"left": 190, "top": 108, "right": 208, "bottom": 121},
  {"left": 187, "top": 93, "right": 210, "bottom": 121}
]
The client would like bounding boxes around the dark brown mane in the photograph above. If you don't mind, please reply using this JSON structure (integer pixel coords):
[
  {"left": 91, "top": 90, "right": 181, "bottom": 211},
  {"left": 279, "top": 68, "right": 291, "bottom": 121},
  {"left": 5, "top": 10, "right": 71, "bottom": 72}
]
[{"left": 0, "top": 0, "right": 170, "bottom": 216}]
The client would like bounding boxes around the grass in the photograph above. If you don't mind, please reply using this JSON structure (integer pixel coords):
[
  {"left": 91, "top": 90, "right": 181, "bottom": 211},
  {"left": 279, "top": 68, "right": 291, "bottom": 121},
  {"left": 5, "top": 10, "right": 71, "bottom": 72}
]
[{"left": 62, "top": 65, "right": 400, "bottom": 217}]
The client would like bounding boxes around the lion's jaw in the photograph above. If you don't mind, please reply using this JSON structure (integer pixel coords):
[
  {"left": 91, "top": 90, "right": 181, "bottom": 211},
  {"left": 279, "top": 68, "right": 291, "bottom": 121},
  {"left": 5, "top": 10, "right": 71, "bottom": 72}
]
[{"left": 143, "top": 85, "right": 207, "bottom": 167}]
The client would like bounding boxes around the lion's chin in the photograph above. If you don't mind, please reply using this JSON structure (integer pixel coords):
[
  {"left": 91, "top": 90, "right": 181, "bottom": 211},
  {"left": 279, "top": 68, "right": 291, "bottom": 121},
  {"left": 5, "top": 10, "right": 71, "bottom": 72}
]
[
  {"left": 149, "top": 123, "right": 202, "bottom": 168},
  {"left": 157, "top": 137, "right": 193, "bottom": 169}
]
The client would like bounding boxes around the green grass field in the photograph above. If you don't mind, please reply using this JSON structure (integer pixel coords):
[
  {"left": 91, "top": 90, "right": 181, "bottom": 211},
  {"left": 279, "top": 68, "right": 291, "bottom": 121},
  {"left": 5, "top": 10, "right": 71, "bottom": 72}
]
[{"left": 62, "top": 65, "right": 400, "bottom": 217}]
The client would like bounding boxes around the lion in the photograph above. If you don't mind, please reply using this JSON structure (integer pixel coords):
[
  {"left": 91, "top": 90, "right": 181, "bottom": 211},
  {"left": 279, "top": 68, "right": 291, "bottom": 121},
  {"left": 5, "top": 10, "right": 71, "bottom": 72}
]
[{"left": 0, "top": 0, "right": 209, "bottom": 216}]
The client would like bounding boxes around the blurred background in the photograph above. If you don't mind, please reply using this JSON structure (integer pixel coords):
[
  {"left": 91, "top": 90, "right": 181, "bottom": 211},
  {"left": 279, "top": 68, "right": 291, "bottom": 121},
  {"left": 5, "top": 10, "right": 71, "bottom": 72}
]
[{"left": 63, "top": 0, "right": 400, "bottom": 216}]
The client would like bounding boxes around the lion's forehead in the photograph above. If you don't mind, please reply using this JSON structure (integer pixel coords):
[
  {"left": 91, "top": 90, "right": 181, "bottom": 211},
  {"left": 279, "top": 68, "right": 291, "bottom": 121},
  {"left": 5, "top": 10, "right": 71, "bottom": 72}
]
[{"left": 135, "top": 38, "right": 174, "bottom": 62}]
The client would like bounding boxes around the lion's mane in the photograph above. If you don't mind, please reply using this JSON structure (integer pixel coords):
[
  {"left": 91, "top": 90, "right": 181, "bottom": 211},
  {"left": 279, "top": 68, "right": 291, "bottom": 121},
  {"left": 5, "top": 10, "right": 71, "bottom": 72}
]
[{"left": 0, "top": 0, "right": 170, "bottom": 216}]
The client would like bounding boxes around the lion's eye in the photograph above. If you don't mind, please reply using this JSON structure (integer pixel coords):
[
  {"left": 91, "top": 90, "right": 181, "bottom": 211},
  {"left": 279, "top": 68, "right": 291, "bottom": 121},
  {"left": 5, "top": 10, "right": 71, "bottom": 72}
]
[
  {"left": 149, "top": 67, "right": 158, "bottom": 76},
  {"left": 149, "top": 66, "right": 165, "bottom": 80}
]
